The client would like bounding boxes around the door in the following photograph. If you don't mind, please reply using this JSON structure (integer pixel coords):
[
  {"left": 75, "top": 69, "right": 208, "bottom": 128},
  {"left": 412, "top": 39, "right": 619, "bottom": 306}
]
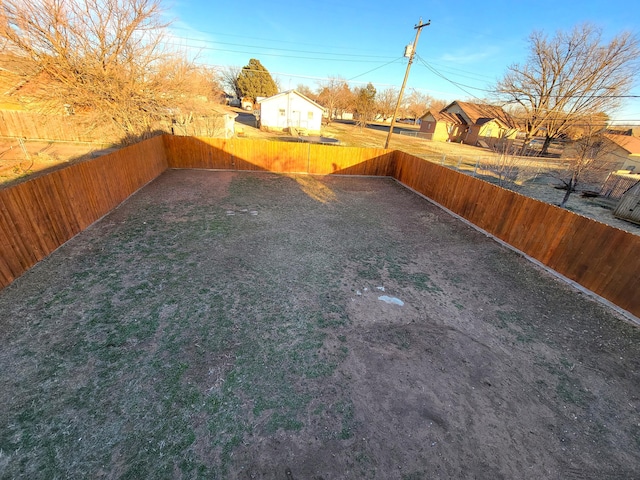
[{"left": 291, "top": 110, "right": 301, "bottom": 128}]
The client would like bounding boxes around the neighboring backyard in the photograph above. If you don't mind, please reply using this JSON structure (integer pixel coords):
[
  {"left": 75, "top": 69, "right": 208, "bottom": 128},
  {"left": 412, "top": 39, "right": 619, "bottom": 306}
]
[{"left": 1, "top": 170, "right": 638, "bottom": 479}]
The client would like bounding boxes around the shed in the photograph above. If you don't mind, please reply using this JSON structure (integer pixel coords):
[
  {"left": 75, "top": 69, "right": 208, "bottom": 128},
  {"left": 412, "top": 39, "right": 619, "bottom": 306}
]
[
  {"left": 257, "top": 90, "right": 324, "bottom": 134},
  {"left": 614, "top": 181, "right": 640, "bottom": 225},
  {"left": 169, "top": 106, "right": 237, "bottom": 138}
]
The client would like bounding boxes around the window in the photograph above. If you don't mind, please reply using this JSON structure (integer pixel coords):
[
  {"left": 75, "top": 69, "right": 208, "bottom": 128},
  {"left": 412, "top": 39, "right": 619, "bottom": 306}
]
[
  {"left": 279, "top": 109, "right": 285, "bottom": 116},
  {"left": 308, "top": 111, "right": 314, "bottom": 120}
]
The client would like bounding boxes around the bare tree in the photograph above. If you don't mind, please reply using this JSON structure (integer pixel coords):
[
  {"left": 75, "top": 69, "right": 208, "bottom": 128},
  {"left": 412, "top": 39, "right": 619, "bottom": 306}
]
[
  {"left": 317, "top": 76, "right": 351, "bottom": 124},
  {"left": 376, "top": 87, "right": 398, "bottom": 122},
  {"left": 159, "top": 59, "right": 221, "bottom": 100},
  {"left": 296, "top": 84, "right": 317, "bottom": 101},
  {"left": 496, "top": 23, "right": 640, "bottom": 155},
  {"left": 0, "top": 0, "right": 200, "bottom": 143},
  {"left": 550, "top": 116, "right": 619, "bottom": 207},
  {"left": 162, "top": 61, "right": 225, "bottom": 133},
  {"left": 479, "top": 143, "right": 533, "bottom": 188},
  {"left": 219, "top": 66, "right": 242, "bottom": 99},
  {"left": 429, "top": 98, "right": 447, "bottom": 114},
  {"left": 335, "top": 82, "right": 355, "bottom": 120},
  {"left": 404, "top": 89, "right": 432, "bottom": 124}
]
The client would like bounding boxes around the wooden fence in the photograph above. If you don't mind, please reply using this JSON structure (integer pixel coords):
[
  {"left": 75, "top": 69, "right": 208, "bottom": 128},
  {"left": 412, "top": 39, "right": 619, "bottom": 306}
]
[
  {"left": 0, "top": 110, "right": 120, "bottom": 143},
  {"left": 162, "top": 136, "right": 395, "bottom": 176},
  {"left": 1, "top": 135, "right": 638, "bottom": 319},
  {"left": 0, "top": 136, "right": 167, "bottom": 287},
  {"left": 394, "top": 151, "right": 640, "bottom": 318}
]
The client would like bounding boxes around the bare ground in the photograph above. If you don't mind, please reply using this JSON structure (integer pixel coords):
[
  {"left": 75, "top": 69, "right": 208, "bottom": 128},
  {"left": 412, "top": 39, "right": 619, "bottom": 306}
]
[{"left": 1, "top": 170, "right": 638, "bottom": 479}]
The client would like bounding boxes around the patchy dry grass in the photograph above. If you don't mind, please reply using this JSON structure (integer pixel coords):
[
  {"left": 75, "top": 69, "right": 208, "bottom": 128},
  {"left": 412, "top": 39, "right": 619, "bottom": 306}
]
[{"left": 1, "top": 170, "right": 639, "bottom": 479}]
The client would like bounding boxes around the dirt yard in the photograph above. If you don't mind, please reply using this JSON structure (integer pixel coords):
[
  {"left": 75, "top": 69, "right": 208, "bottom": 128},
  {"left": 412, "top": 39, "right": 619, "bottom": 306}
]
[{"left": 1, "top": 170, "right": 639, "bottom": 479}]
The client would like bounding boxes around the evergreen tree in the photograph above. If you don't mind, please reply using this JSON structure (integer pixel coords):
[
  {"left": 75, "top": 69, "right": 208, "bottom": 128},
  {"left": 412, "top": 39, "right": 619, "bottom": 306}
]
[
  {"left": 236, "top": 59, "right": 278, "bottom": 103},
  {"left": 355, "top": 82, "right": 377, "bottom": 128}
]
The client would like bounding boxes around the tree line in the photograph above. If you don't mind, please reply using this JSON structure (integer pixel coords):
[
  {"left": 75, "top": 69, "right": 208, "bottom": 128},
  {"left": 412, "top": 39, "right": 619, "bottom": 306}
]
[
  {"left": 0, "top": 0, "right": 225, "bottom": 144},
  {"left": 1, "top": 0, "right": 638, "bottom": 164},
  {"left": 221, "top": 59, "right": 446, "bottom": 128}
]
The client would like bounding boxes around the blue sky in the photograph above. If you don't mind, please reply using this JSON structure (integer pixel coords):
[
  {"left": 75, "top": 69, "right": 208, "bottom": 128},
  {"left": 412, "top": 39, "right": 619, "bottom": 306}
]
[{"left": 167, "top": 0, "right": 640, "bottom": 124}]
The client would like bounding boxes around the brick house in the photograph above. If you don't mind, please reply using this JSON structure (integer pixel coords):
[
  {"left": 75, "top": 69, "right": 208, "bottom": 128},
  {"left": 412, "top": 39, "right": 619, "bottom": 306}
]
[{"left": 419, "top": 100, "right": 518, "bottom": 146}]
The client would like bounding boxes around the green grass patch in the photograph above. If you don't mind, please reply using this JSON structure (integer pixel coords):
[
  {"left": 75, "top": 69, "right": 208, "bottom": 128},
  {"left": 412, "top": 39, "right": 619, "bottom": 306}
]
[
  {"left": 0, "top": 174, "right": 365, "bottom": 478},
  {"left": 535, "top": 358, "right": 595, "bottom": 408}
]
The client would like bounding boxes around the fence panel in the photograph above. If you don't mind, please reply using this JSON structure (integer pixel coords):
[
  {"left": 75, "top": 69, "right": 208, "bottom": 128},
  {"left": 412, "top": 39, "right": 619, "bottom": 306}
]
[
  {"left": 163, "top": 136, "right": 234, "bottom": 170},
  {"left": 232, "top": 139, "right": 309, "bottom": 172},
  {"left": 165, "top": 137, "right": 311, "bottom": 172},
  {"left": 392, "top": 150, "right": 640, "bottom": 318},
  {"left": 165, "top": 137, "right": 395, "bottom": 176},
  {"left": 0, "top": 136, "right": 167, "bottom": 288},
  {"left": 308, "top": 145, "right": 394, "bottom": 176}
]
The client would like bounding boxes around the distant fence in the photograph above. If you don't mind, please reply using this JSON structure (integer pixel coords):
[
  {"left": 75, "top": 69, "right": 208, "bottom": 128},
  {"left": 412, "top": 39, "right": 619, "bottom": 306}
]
[
  {"left": 0, "top": 110, "right": 242, "bottom": 144},
  {"left": 600, "top": 172, "right": 640, "bottom": 200},
  {"left": 163, "top": 136, "right": 396, "bottom": 176},
  {"left": 0, "top": 110, "right": 120, "bottom": 143},
  {"left": 398, "top": 131, "right": 432, "bottom": 140},
  {"left": 1, "top": 135, "right": 638, "bottom": 319}
]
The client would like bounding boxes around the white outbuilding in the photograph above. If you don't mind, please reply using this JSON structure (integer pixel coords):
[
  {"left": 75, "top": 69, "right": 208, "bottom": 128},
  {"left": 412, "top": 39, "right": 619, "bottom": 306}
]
[{"left": 257, "top": 90, "right": 324, "bottom": 134}]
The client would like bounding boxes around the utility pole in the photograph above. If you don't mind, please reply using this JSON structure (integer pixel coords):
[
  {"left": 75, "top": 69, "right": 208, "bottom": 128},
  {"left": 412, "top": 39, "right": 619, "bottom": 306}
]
[{"left": 384, "top": 18, "right": 430, "bottom": 150}]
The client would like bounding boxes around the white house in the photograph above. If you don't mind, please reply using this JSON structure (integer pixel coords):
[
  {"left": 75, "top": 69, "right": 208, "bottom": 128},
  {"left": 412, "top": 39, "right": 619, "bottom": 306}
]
[{"left": 257, "top": 90, "right": 324, "bottom": 134}]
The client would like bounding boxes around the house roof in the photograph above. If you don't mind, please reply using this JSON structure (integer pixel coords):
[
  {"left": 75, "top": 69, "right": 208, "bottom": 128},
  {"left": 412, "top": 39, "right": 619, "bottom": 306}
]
[
  {"left": 444, "top": 100, "right": 517, "bottom": 129},
  {"left": 420, "top": 109, "right": 464, "bottom": 124},
  {"left": 210, "top": 104, "right": 238, "bottom": 118},
  {"left": 257, "top": 89, "right": 324, "bottom": 110},
  {"left": 605, "top": 134, "right": 640, "bottom": 155},
  {"left": 422, "top": 100, "right": 517, "bottom": 129}
]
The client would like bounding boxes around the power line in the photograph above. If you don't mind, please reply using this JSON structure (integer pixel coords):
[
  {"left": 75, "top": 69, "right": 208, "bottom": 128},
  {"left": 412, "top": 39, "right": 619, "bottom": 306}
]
[
  {"left": 168, "top": 26, "right": 398, "bottom": 56},
  {"left": 415, "top": 55, "right": 488, "bottom": 100},
  {"left": 208, "top": 62, "right": 640, "bottom": 122},
  {"left": 189, "top": 40, "right": 640, "bottom": 123},
  {"left": 208, "top": 64, "right": 403, "bottom": 88},
  {"left": 416, "top": 55, "right": 640, "bottom": 103},
  {"left": 420, "top": 60, "right": 497, "bottom": 82},
  {"left": 162, "top": 40, "right": 397, "bottom": 63},
  {"left": 166, "top": 35, "right": 398, "bottom": 60},
  {"left": 166, "top": 29, "right": 505, "bottom": 83},
  {"left": 347, "top": 58, "right": 405, "bottom": 82}
]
